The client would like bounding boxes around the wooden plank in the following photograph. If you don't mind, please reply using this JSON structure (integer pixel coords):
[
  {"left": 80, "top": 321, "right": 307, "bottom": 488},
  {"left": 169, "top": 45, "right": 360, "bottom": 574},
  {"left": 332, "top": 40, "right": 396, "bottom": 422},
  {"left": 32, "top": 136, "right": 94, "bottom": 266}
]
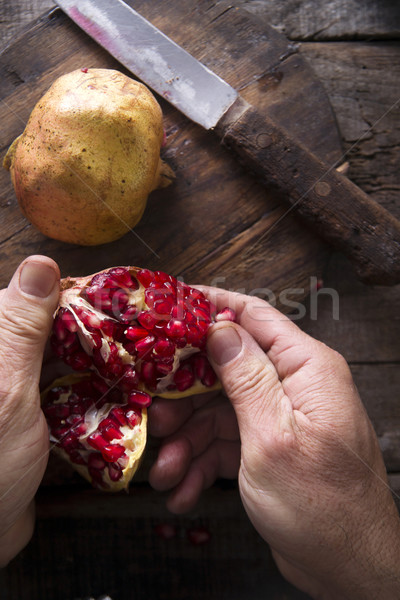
[
  {"left": 301, "top": 41, "right": 400, "bottom": 218},
  {"left": 1, "top": 0, "right": 399, "bottom": 49},
  {"left": 242, "top": 0, "right": 400, "bottom": 40}
]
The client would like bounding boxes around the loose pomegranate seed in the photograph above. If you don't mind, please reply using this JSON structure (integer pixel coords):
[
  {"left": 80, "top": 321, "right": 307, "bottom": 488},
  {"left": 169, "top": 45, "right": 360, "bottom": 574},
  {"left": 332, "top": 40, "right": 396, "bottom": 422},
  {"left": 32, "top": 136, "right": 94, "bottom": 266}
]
[
  {"left": 154, "top": 523, "right": 177, "bottom": 540},
  {"left": 127, "top": 390, "right": 152, "bottom": 408},
  {"left": 215, "top": 307, "right": 236, "bottom": 322},
  {"left": 187, "top": 526, "right": 212, "bottom": 545}
]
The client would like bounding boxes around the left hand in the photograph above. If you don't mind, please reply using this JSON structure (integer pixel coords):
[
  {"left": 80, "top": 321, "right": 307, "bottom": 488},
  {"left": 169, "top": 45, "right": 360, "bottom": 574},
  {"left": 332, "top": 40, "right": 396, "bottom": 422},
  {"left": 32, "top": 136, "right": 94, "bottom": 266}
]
[{"left": 0, "top": 256, "right": 60, "bottom": 567}]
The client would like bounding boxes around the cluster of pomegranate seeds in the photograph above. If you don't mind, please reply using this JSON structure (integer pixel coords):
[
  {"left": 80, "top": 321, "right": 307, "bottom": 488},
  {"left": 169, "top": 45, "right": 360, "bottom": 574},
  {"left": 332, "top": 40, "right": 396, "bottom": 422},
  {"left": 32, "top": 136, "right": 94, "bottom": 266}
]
[
  {"left": 47, "top": 266, "right": 236, "bottom": 490},
  {"left": 42, "top": 373, "right": 146, "bottom": 489},
  {"left": 51, "top": 267, "right": 234, "bottom": 395}
]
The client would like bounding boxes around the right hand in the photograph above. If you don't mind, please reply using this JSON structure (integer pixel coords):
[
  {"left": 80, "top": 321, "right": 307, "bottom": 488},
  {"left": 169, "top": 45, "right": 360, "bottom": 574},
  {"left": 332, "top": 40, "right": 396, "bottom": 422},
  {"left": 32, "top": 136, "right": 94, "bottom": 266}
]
[{"left": 150, "top": 288, "right": 400, "bottom": 599}]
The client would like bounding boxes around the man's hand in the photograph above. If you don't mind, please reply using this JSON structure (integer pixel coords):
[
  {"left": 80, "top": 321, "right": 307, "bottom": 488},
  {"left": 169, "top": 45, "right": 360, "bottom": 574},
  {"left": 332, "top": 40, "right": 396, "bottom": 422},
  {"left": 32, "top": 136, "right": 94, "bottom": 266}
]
[
  {"left": 0, "top": 256, "right": 60, "bottom": 567},
  {"left": 149, "top": 288, "right": 400, "bottom": 599}
]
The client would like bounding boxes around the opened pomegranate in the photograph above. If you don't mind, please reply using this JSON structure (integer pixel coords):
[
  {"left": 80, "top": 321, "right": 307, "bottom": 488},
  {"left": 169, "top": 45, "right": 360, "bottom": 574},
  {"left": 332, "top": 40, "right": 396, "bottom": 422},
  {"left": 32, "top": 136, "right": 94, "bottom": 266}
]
[
  {"left": 42, "top": 372, "right": 147, "bottom": 492},
  {"left": 44, "top": 266, "right": 235, "bottom": 491}
]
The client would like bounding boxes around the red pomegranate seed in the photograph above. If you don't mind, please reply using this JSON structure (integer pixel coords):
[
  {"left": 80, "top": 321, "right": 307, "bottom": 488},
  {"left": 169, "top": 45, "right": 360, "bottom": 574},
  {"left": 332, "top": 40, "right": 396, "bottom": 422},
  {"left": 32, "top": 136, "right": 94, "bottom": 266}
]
[
  {"left": 66, "top": 413, "right": 84, "bottom": 425},
  {"left": 192, "top": 306, "right": 210, "bottom": 322},
  {"left": 215, "top": 307, "right": 236, "bottom": 322},
  {"left": 154, "top": 338, "right": 175, "bottom": 357},
  {"left": 174, "top": 366, "right": 194, "bottom": 391},
  {"left": 108, "top": 462, "right": 123, "bottom": 481},
  {"left": 119, "top": 305, "right": 139, "bottom": 323},
  {"left": 60, "top": 307, "right": 79, "bottom": 332},
  {"left": 136, "top": 269, "right": 155, "bottom": 287},
  {"left": 154, "top": 523, "right": 177, "bottom": 540},
  {"left": 60, "top": 434, "right": 80, "bottom": 451},
  {"left": 102, "top": 423, "right": 123, "bottom": 442},
  {"left": 65, "top": 351, "right": 92, "bottom": 371},
  {"left": 126, "top": 409, "right": 141, "bottom": 427},
  {"left": 135, "top": 335, "right": 156, "bottom": 357},
  {"left": 71, "top": 422, "right": 87, "bottom": 437},
  {"left": 43, "top": 403, "right": 70, "bottom": 419},
  {"left": 121, "top": 365, "right": 139, "bottom": 391},
  {"left": 138, "top": 311, "right": 158, "bottom": 330},
  {"left": 88, "top": 466, "right": 105, "bottom": 485},
  {"left": 187, "top": 526, "right": 212, "bottom": 545},
  {"left": 91, "top": 376, "right": 110, "bottom": 396},
  {"left": 101, "top": 444, "right": 126, "bottom": 463},
  {"left": 125, "top": 326, "right": 149, "bottom": 341},
  {"left": 109, "top": 407, "right": 128, "bottom": 427},
  {"left": 165, "top": 319, "right": 186, "bottom": 338},
  {"left": 88, "top": 453, "right": 106, "bottom": 470},
  {"left": 107, "top": 267, "right": 137, "bottom": 289},
  {"left": 87, "top": 432, "right": 108, "bottom": 451},
  {"left": 68, "top": 450, "right": 86, "bottom": 465},
  {"left": 53, "top": 315, "right": 67, "bottom": 341},
  {"left": 171, "top": 304, "right": 186, "bottom": 320},
  {"left": 127, "top": 390, "right": 152, "bottom": 408},
  {"left": 154, "top": 299, "right": 174, "bottom": 315},
  {"left": 141, "top": 361, "right": 156, "bottom": 385},
  {"left": 156, "top": 361, "right": 173, "bottom": 375},
  {"left": 202, "top": 365, "right": 217, "bottom": 387}
]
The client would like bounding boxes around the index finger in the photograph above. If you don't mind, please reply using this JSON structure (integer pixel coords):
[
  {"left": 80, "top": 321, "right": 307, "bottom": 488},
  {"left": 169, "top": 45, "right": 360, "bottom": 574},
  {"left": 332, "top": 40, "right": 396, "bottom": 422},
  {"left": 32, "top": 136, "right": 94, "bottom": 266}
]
[{"left": 197, "top": 286, "right": 319, "bottom": 377}]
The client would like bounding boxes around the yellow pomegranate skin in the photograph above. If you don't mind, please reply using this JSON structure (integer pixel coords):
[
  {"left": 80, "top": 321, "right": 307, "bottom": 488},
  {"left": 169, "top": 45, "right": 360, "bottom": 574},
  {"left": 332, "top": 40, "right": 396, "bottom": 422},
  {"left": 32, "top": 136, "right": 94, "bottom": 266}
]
[{"left": 3, "top": 68, "right": 173, "bottom": 245}]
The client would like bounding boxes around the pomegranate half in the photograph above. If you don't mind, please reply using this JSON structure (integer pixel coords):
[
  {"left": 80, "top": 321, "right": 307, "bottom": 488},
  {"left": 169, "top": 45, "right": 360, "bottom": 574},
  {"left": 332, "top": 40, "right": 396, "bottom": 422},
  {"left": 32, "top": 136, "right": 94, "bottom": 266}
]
[{"left": 43, "top": 266, "right": 235, "bottom": 491}]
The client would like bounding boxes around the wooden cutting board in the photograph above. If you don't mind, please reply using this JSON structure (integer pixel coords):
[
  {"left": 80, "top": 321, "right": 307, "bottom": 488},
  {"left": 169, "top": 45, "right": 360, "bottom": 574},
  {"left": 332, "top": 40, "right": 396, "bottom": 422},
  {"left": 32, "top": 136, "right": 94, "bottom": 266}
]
[{"left": 0, "top": 0, "right": 343, "bottom": 303}]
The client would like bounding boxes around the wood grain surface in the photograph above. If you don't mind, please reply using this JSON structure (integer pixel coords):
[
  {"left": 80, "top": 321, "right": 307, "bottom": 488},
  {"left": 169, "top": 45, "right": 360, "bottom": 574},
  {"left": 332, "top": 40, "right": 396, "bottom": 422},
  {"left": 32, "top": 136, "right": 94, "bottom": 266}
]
[{"left": 0, "top": 2, "right": 399, "bottom": 600}]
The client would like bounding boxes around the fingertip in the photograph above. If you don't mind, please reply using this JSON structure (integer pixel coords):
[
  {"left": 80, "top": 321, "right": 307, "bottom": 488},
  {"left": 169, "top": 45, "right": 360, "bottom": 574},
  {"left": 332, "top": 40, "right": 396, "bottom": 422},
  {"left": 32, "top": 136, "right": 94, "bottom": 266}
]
[
  {"left": 149, "top": 437, "right": 192, "bottom": 492},
  {"left": 18, "top": 256, "right": 60, "bottom": 299},
  {"left": 166, "top": 468, "right": 205, "bottom": 515}
]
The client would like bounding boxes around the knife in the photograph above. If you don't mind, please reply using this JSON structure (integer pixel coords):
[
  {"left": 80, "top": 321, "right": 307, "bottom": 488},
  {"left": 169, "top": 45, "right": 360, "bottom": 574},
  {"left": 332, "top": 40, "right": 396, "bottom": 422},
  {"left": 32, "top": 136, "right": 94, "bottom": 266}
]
[{"left": 56, "top": 0, "right": 400, "bottom": 285}]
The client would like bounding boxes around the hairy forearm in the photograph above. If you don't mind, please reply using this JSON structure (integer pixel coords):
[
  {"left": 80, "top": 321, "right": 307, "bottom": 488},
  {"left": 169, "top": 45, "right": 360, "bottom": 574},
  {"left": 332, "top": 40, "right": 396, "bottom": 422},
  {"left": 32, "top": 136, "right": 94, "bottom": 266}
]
[{"left": 0, "top": 502, "right": 35, "bottom": 568}]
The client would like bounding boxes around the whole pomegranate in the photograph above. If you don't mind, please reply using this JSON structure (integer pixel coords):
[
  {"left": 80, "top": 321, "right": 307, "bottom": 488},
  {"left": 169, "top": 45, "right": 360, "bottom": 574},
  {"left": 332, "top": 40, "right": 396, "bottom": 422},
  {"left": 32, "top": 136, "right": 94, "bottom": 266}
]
[
  {"left": 3, "top": 68, "right": 174, "bottom": 245},
  {"left": 43, "top": 266, "right": 235, "bottom": 491}
]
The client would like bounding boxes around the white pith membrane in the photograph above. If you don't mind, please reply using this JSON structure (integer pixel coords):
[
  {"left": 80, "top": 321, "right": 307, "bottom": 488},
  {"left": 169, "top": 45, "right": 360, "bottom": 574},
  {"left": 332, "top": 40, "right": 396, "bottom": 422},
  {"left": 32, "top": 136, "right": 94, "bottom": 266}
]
[{"left": 45, "top": 267, "right": 235, "bottom": 491}]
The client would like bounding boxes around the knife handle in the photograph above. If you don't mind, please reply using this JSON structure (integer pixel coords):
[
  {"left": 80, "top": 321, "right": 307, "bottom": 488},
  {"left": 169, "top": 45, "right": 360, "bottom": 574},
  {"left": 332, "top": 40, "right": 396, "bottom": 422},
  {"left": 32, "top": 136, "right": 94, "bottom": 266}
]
[{"left": 216, "top": 96, "right": 400, "bottom": 285}]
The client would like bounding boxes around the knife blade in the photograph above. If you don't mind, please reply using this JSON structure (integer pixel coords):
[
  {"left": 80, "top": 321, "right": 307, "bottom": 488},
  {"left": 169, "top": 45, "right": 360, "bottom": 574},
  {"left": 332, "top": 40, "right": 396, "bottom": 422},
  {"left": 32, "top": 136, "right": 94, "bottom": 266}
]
[{"left": 56, "top": 0, "right": 400, "bottom": 285}]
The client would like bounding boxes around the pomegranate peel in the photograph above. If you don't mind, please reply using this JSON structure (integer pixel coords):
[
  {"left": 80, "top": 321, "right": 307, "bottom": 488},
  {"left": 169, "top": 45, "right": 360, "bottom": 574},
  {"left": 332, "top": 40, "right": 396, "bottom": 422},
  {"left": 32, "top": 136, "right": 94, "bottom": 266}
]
[
  {"left": 4, "top": 68, "right": 174, "bottom": 245},
  {"left": 45, "top": 266, "right": 235, "bottom": 491}
]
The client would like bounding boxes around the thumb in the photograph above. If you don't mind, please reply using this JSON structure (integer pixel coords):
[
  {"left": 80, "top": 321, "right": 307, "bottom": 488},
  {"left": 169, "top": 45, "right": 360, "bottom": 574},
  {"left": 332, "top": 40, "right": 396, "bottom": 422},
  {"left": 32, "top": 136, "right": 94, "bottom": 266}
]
[
  {"left": 0, "top": 256, "right": 60, "bottom": 382},
  {"left": 207, "top": 322, "right": 291, "bottom": 436}
]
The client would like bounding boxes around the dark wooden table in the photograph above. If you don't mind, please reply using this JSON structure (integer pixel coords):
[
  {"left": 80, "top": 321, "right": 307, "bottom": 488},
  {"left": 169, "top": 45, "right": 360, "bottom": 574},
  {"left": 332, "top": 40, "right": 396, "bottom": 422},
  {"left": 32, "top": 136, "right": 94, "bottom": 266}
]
[{"left": 0, "top": 1, "right": 399, "bottom": 599}]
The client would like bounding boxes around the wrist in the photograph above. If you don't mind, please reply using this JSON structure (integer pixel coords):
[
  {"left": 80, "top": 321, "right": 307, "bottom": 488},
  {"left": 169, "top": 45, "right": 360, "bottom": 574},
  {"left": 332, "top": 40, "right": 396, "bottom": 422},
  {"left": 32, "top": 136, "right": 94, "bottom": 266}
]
[{"left": 0, "top": 502, "right": 35, "bottom": 568}]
